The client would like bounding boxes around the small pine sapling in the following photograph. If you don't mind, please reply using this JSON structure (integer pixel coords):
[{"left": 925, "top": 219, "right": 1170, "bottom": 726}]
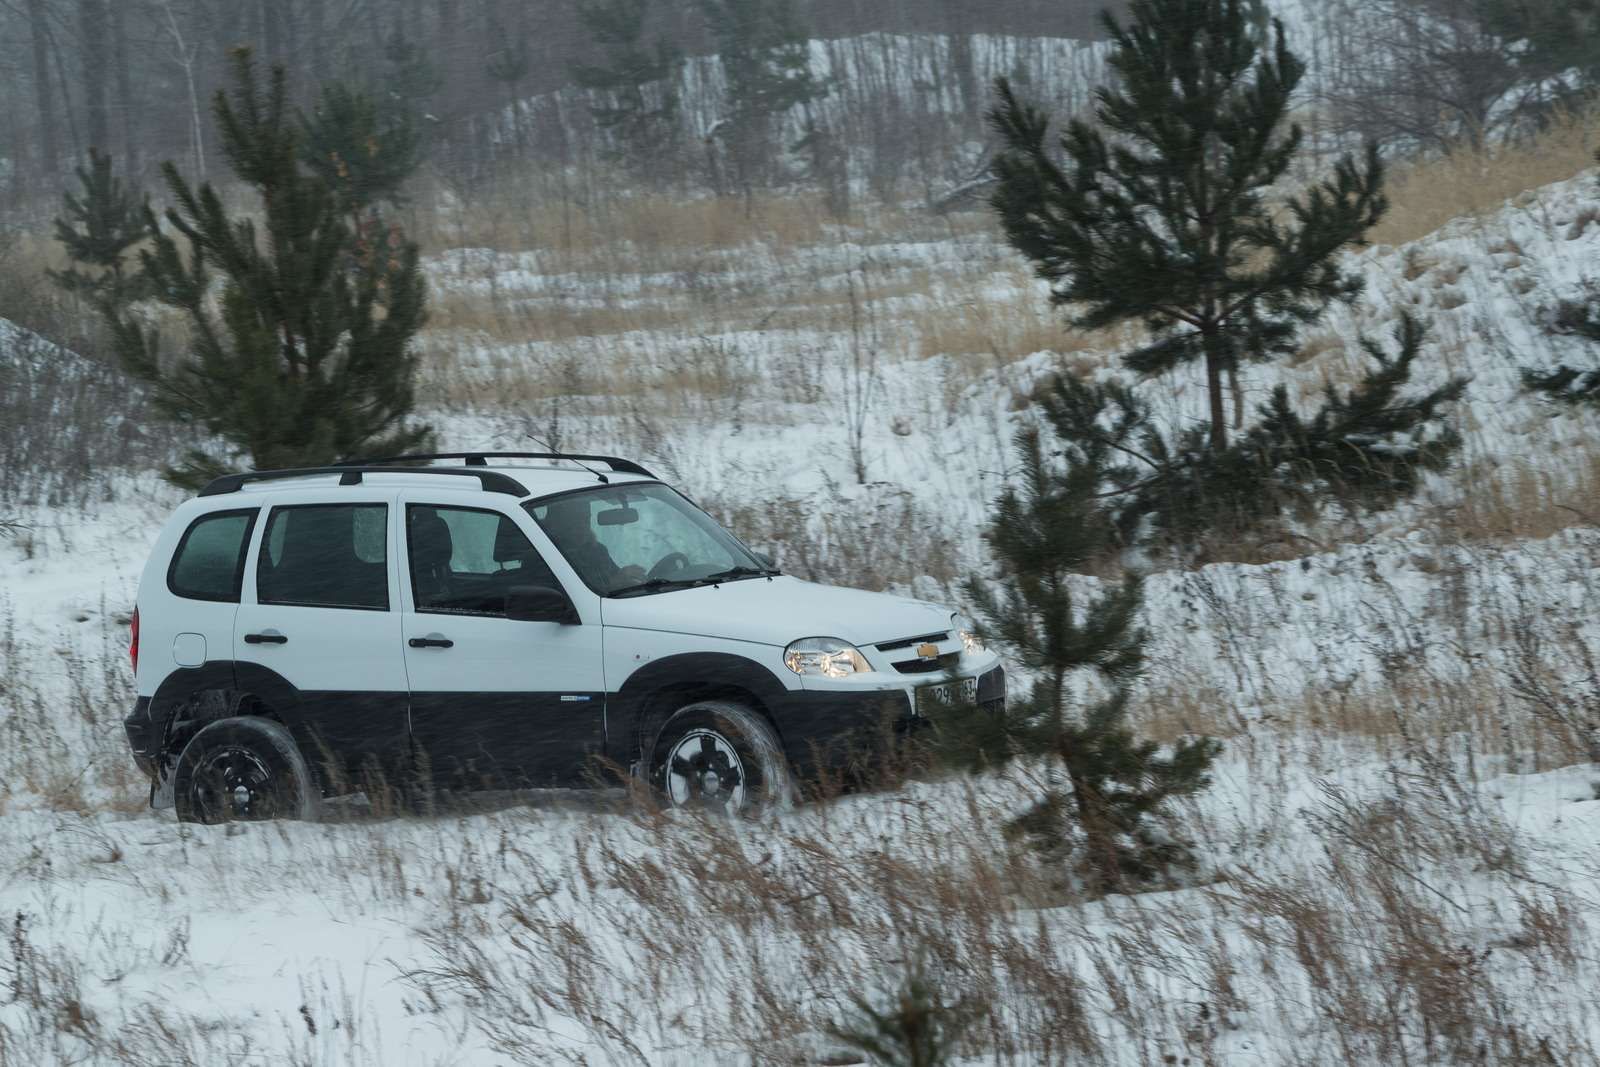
[
  {"left": 698, "top": 0, "right": 827, "bottom": 195},
  {"left": 826, "top": 957, "right": 983, "bottom": 1067},
  {"left": 944, "top": 397, "right": 1221, "bottom": 894},
  {"left": 572, "top": 0, "right": 684, "bottom": 172},
  {"left": 50, "top": 148, "right": 150, "bottom": 312}
]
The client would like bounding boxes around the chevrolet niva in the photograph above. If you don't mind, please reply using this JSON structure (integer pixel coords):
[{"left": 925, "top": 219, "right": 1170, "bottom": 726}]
[{"left": 124, "top": 453, "right": 1005, "bottom": 821}]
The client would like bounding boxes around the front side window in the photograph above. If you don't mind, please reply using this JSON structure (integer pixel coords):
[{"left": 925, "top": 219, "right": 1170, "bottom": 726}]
[
  {"left": 257, "top": 504, "right": 390, "bottom": 611},
  {"left": 526, "top": 484, "right": 764, "bottom": 596},
  {"left": 168, "top": 509, "right": 258, "bottom": 602},
  {"left": 407, "top": 504, "right": 560, "bottom": 615}
]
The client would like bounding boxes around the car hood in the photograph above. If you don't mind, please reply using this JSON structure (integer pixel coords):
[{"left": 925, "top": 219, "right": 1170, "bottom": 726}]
[{"left": 600, "top": 575, "right": 953, "bottom": 648}]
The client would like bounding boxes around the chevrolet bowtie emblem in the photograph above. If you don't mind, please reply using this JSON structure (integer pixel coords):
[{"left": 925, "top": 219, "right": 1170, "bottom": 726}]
[{"left": 916, "top": 642, "right": 939, "bottom": 660}]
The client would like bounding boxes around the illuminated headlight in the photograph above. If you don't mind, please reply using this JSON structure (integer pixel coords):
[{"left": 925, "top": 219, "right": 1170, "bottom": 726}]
[
  {"left": 953, "top": 613, "right": 985, "bottom": 655},
  {"left": 784, "top": 637, "right": 871, "bottom": 677}
]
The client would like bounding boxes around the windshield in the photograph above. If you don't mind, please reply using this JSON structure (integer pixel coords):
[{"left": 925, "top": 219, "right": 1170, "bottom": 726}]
[{"left": 525, "top": 483, "right": 769, "bottom": 596}]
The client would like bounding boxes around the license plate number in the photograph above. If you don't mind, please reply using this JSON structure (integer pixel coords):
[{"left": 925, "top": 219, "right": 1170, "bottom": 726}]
[{"left": 917, "top": 677, "right": 979, "bottom": 712}]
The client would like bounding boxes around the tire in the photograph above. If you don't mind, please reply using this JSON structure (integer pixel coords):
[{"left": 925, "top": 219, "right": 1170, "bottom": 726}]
[
  {"left": 648, "top": 700, "right": 793, "bottom": 816},
  {"left": 172, "top": 717, "right": 321, "bottom": 824}
]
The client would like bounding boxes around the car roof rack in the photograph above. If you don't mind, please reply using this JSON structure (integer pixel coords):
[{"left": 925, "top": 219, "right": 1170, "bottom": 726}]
[
  {"left": 198, "top": 466, "right": 529, "bottom": 497},
  {"left": 336, "top": 451, "right": 658, "bottom": 479}
]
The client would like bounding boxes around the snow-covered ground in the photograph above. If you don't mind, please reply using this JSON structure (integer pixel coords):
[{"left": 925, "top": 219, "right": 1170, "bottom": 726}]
[{"left": 3, "top": 112, "right": 1600, "bottom": 1067}]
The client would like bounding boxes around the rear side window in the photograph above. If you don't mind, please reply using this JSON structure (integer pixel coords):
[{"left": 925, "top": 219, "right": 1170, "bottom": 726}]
[
  {"left": 167, "top": 510, "right": 258, "bottom": 602},
  {"left": 257, "top": 504, "right": 390, "bottom": 611}
]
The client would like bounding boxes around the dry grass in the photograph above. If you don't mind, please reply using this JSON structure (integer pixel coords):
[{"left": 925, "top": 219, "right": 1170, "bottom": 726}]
[
  {"left": 409, "top": 173, "right": 989, "bottom": 266},
  {"left": 1369, "top": 105, "right": 1600, "bottom": 249},
  {"left": 1437, "top": 452, "right": 1600, "bottom": 543}
]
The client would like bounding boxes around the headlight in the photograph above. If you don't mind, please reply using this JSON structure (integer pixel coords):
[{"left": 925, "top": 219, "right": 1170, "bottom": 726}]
[
  {"left": 784, "top": 637, "right": 871, "bottom": 677},
  {"left": 953, "top": 613, "right": 985, "bottom": 655}
]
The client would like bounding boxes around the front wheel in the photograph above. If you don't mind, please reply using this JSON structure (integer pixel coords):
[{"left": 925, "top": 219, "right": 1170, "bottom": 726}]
[
  {"left": 648, "top": 701, "right": 792, "bottom": 816},
  {"left": 172, "top": 717, "right": 320, "bottom": 824}
]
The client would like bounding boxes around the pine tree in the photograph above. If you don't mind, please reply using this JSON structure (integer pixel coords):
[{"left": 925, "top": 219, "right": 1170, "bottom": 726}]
[
  {"left": 698, "top": 0, "right": 827, "bottom": 195},
  {"left": 50, "top": 149, "right": 150, "bottom": 312},
  {"left": 826, "top": 958, "right": 982, "bottom": 1067},
  {"left": 987, "top": 0, "right": 1463, "bottom": 552},
  {"left": 989, "top": 0, "right": 1386, "bottom": 454},
  {"left": 1477, "top": 0, "right": 1600, "bottom": 115},
  {"left": 942, "top": 401, "right": 1221, "bottom": 894},
  {"left": 299, "top": 80, "right": 423, "bottom": 220},
  {"left": 109, "top": 48, "right": 430, "bottom": 488},
  {"left": 571, "top": 0, "right": 683, "bottom": 171}
]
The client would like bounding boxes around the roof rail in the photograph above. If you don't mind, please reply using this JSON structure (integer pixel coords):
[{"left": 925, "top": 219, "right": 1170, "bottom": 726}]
[
  {"left": 336, "top": 451, "right": 658, "bottom": 479},
  {"left": 198, "top": 466, "right": 528, "bottom": 498}
]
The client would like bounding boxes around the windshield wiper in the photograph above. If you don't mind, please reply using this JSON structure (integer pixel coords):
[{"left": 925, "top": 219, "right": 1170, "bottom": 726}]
[
  {"left": 702, "top": 565, "right": 779, "bottom": 583},
  {"left": 607, "top": 577, "right": 705, "bottom": 598}
]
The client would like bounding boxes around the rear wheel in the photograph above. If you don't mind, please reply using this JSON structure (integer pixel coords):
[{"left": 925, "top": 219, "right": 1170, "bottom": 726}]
[
  {"left": 173, "top": 717, "right": 320, "bottom": 824},
  {"left": 648, "top": 701, "right": 792, "bottom": 816}
]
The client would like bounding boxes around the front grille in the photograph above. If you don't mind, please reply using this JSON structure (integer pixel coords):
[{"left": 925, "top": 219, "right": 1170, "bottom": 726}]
[
  {"left": 893, "top": 652, "right": 962, "bottom": 675},
  {"left": 875, "top": 631, "right": 950, "bottom": 653}
]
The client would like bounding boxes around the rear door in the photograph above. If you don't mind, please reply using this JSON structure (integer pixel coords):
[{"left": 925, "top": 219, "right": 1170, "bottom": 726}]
[
  {"left": 398, "top": 495, "right": 606, "bottom": 788},
  {"left": 233, "top": 495, "right": 410, "bottom": 787}
]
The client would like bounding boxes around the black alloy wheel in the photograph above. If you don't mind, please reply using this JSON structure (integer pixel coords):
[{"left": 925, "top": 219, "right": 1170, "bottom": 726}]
[{"left": 189, "top": 745, "right": 291, "bottom": 822}]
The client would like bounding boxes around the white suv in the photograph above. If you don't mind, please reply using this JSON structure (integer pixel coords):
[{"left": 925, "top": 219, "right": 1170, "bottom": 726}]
[{"left": 123, "top": 453, "right": 1005, "bottom": 821}]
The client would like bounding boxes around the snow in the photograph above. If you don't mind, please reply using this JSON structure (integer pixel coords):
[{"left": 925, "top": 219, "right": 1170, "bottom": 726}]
[{"left": 5, "top": 31, "right": 1600, "bottom": 1065}]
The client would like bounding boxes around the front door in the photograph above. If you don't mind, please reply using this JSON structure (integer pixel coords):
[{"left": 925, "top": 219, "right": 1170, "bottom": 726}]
[
  {"left": 398, "top": 496, "right": 606, "bottom": 788},
  {"left": 233, "top": 496, "right": 410, "bottom": 789}
]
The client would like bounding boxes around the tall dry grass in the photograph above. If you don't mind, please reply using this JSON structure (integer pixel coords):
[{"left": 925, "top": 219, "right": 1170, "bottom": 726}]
[{"left": 1369, "top": 105, "right": 1600, "bottom": 249}]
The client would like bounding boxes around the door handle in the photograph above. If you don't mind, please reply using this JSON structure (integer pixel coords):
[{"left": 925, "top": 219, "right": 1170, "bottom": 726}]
[
  {"left": 409, "top": 635, "right": 454, "bottom": 649},
  {"left": 243, "top": 631, "right": 288, "bottom": 645}
]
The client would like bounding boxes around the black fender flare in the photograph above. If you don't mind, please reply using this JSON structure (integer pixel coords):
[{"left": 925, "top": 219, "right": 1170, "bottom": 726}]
[
  {"left": 610, "top": 652, "right": 791, "bottom": 766},
  {"left": 147, "top": 662, "right": 243, "bottom": 759},
  {"left": 147, "top": 661, "right": 311, "bottom": 785}
]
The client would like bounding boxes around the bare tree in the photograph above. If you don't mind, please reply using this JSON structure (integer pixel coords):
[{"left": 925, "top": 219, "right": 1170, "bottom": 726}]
[
  {"left": 842, "top": 263, "right": 882, "bottom": 485},
  {"left": 158, "top": 0, "right": 206, "bottom": 181},
  {"left": 1320, "top": 0, "right": 1541, "bottom": 154},
  {"left": 27, "top": 0, "right": 60, "bottom": 179},
  {"left": 79, "top": 0, "right": 111, "bottom": 151}
]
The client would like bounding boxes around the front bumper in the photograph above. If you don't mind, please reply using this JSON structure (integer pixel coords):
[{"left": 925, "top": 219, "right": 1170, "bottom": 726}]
[{"left": 774, "top": 663, "right": 1005, "bottom": 784}]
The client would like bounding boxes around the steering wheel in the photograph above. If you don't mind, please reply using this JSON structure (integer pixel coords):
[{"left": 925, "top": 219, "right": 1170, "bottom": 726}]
[{"left": 646, "top": 552, "right": 690, "bottom": 581}]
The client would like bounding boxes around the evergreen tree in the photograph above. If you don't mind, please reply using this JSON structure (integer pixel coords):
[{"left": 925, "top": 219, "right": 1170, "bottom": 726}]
[
  {"left": 1075, "top": 313, "right": 1465, "bottom": 547},
  {"left": 1524, "top": 156, "right": 1600, "bottom": 404},
  {"left": 989, "top": 0, "right": 1386, "bottom": 454},
  {"left": 1478, "top": 0, "right": 1600, "bottom": 114},
  {"left": 826, "top": 957, "right": 982, "bottom": 1067},
  {"left": 299, "top": 79, "right": 423, "bottom": 220},
  {"left": 109, "top": 48, "right": 430, "bottom": 488},
  {"left": 699, "top": 0, "right": 827, "bottom": 194},
  {"left": 942, "top": 404, "right": 1221, "bottom": 894},
  {"left": 50, "top": 149, "right": 150, "bottom": 312},
  {"left": 571, "top": 0, "right": 683, "bottom": 171},
  {"left": 987, "top": 0, "right": 1463, "bottom": 551},
  {"left": 381, "top": 28, "right": 444, "bottom": 130}
]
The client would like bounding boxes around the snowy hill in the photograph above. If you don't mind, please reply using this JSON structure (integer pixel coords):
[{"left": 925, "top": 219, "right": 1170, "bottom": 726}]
[{"left": 3, "top": 115, "right": 1600, "bottom": 1067}]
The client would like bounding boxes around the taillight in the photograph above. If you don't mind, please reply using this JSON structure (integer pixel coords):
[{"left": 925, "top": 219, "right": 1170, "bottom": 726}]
[{"left": 129, "top": 607, "right": 140, "bottom": 674}]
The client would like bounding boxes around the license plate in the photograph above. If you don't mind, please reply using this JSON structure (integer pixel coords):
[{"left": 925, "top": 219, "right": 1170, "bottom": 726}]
[{"left": 916, "top": 676, "right": 979, "bottom": 712}]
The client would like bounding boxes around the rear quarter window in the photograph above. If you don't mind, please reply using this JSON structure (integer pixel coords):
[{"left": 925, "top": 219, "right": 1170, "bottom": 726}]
[{"left": 167, "top": 509, "right": 259, "bottom": 602}]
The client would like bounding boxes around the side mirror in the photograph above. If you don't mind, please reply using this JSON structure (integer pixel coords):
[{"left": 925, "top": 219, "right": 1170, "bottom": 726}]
[{"left": 505, "top": 584, "right": 580, "bottom": 625}]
